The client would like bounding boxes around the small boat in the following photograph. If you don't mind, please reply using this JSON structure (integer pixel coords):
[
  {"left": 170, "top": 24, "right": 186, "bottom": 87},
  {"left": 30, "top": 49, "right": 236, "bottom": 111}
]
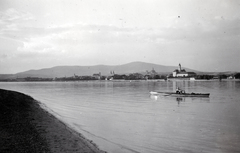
[{"left": 150, "top": 91, "right": 210, "bottom": 97}]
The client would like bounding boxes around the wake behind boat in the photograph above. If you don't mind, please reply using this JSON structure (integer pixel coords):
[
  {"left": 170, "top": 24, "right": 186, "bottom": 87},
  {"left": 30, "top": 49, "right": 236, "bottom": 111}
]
[{"left": 150, "top": 91, "right": 210, "bottom": 97}]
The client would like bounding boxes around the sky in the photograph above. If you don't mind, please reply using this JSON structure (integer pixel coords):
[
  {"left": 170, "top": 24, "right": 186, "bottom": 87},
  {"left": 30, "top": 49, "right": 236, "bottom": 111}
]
[{"left": 0, "top": 0, "right": 239, "bottom": 73}]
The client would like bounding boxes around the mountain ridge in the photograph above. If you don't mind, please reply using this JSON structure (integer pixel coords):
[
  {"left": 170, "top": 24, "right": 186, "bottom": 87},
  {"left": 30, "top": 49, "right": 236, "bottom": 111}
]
[{"left": 1, "top": 62, "right": 197, "bottom": 79}]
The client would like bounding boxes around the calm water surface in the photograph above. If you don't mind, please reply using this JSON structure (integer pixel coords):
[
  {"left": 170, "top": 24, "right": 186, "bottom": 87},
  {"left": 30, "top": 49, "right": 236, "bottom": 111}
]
[{"left": 1, "top": 80, "right": 240, "bottom": 153}]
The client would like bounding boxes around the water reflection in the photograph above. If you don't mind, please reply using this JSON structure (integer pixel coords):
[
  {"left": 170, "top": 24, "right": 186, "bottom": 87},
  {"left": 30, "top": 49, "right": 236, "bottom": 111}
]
[
  {"left": 1, "top": 81, "right": 240, "bottom": 153},
  {"left": 149, "top": 92, "right": 210, "bottom": 106},
  {"left": 150, "top": 94, "right": 158, "bottom": 101},
  {"left": 176, "top": 97, "right": 183, "bottom": 106},
  {"left": 150, "top": 94, "right": 186, "bottom": 106}
]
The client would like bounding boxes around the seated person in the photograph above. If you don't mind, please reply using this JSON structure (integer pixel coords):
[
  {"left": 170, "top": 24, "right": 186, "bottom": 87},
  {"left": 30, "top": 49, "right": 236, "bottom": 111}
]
[{"left": 176, "top": 87, "right": 185, "bottom": 94}]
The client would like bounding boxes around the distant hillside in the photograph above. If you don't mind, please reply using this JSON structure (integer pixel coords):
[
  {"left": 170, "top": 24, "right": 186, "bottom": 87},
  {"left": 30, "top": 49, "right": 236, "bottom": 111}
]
[{"left": 1, "top": 62, "right": 197, "bottom": 79}]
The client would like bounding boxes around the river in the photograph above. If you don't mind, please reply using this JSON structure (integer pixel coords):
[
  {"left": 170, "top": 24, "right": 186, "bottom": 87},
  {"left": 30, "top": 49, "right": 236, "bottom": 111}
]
[{"left": 1, "top": 80, "right": 240, "bottom": 153}]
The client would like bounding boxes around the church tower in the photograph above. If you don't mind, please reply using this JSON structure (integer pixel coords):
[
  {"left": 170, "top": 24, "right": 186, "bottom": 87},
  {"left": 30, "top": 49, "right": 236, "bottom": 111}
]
[{"left": 179, "top": 63, "right": 182, "bottom": 71}]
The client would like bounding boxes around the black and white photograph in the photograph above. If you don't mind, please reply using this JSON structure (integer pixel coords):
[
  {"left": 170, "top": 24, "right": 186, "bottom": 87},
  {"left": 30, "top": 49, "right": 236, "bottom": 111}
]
[{"left": 0, "top": 0, "right": 240, "bottom": 153}]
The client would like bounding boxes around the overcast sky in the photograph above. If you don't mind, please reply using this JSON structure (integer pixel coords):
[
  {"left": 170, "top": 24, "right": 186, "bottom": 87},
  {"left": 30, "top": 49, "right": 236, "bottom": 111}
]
[{"left": 0, "top": 0, "right": 239, "bottom": 73}]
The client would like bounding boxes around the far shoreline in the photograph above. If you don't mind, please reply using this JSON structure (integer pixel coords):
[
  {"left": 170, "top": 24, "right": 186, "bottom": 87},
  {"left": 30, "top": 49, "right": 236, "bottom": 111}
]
[{"left": 0, "top": 78, "right": 239, "bottom": 83}]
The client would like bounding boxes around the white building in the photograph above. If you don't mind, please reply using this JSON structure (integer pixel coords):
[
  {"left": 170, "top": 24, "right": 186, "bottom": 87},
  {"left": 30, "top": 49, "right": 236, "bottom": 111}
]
[{"left": 172, "top": 64, "right": 196, "bottom": 77}]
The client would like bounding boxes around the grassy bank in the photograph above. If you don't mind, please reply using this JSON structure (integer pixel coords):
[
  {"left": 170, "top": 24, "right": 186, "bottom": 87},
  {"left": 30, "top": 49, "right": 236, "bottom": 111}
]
[{"left": 0, "top": 89, "right": 105, "bottom": 153}]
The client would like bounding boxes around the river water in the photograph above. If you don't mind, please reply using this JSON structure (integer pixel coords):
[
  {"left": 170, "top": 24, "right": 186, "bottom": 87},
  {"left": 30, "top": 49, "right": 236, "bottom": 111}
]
[{"left": 1, "top": 80, "right": 240, "bottom": 153}]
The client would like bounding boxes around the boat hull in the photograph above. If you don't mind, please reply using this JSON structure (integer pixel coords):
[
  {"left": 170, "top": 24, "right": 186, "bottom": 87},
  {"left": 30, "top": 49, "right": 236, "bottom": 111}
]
[{"left": 150, "top": 91, "right": 210, "bottom": 97}]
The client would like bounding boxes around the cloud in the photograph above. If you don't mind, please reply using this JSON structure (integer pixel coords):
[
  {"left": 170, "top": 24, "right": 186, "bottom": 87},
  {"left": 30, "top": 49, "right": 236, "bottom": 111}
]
[
  {"left": 1, "top": 1, "right": 240, "bottom": 73},
  {"left": 1, "top": 8, "right": 34, "bottom": 21},
  {"left": 1, "top": 6, "right": 239, "bottom": 56},
  {"left": 9, "top": 17, "right": 239, "bottom": 66},
  {"left": 15, "top": 24, "right": 143, "bottom": 53},
  {"left": 0, "top": 54, "right": 8, "bottom": 59},
  {"left": 0, "top": 8, "right": 34, "bottom": 28},
  {"left": 0, "top": 8, "right": 36, "bottom": 41}
]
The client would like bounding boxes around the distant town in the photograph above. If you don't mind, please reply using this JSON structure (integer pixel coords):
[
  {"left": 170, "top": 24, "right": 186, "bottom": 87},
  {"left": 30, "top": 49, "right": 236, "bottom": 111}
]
[{"left": 1, "top": 63, "right": 239, "bottom": 82}]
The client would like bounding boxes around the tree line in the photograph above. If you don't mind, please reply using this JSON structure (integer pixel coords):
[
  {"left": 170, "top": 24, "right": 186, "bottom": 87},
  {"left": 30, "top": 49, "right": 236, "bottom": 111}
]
[{"left": 1, "top": 73, "right": 240, "bottom": 82}]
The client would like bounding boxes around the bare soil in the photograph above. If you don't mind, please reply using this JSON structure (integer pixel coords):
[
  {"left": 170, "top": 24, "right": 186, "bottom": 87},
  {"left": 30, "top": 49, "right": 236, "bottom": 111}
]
[{"left": 0, "top": 89, "right": 106, "bottom": 153}]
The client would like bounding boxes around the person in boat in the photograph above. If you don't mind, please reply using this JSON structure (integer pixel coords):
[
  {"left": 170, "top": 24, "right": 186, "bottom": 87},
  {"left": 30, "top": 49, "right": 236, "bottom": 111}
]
[{"left": 176, "top": 87, "right": 185, "bottom": 94}]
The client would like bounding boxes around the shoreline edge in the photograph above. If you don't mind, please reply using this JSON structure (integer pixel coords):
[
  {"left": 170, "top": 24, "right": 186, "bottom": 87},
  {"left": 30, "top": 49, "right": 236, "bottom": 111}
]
[{"left": 0, "top": 88, "right": 106, "bottom": 153}]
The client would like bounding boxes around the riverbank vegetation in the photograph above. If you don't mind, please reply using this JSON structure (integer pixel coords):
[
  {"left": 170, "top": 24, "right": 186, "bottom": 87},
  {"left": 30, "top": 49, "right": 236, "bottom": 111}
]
[{"left": 0, "top": 72, "right": 239, "bottom": 82}]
